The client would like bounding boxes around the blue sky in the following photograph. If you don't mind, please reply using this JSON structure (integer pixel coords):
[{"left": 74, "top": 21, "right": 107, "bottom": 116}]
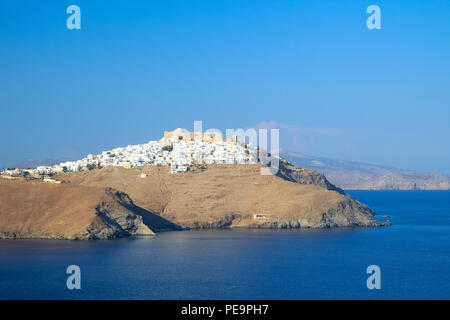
[{"left": 1, "top": 0, "right": 449, "bottom": 173}]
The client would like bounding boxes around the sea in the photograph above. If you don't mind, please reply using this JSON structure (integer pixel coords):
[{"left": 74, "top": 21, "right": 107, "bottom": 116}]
[{"left": 0, "top": 191, "right": 449, "bottom": 300}]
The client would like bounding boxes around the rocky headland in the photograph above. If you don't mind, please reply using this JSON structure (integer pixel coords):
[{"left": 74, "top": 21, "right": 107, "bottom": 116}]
[{"left": 0, "top": 161, "right": 388, "bottom": 240}]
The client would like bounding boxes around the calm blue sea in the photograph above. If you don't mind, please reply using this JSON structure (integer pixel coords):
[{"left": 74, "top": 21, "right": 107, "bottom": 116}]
[{"left": 1, "top": 191, "right": 449, "bottom": 300}]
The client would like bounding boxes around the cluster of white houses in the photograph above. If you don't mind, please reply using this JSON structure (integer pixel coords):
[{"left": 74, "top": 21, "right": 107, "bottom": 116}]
[{"left": 2, "top": 129, "right": 258, "bottom": 177}]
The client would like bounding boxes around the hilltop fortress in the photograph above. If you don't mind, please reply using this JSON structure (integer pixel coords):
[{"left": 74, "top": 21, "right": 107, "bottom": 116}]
[{"left": 162, "top": 128, "right": 238, "bottom": 143}]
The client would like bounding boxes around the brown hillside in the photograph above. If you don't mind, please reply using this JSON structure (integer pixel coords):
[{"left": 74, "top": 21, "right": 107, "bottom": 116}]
[
  {"left": 0, "top": 179, "right": 177, "bottom": 240},
  {"left": 55, "top": 164, "right": 380, "bottom": 229}
]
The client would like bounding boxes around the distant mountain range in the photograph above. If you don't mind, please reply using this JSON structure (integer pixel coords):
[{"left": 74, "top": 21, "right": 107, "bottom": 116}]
[
  {"left": 280, "top": 150, "right": 450, "bottom": 190},
  {"left": 2, "top": 158, "right": 73, "bottom": 170}
]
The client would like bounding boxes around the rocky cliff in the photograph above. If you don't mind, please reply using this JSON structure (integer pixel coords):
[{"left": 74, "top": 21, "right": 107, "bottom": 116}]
[{"left": 276, "top": 159, "right": 345, "bottom": 194}]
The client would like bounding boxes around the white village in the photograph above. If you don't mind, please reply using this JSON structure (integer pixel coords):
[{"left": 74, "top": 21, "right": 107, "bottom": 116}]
[{"left": 1, "top": 128, "right": 258, "bottom": 181}]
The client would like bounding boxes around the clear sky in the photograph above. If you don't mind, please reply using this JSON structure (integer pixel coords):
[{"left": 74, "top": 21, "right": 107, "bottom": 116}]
[{"left": 1, "top": 0, "right": 449, "bottom": 173}]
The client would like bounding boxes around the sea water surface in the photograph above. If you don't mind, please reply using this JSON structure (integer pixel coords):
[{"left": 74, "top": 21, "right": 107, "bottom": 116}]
[{"left": 1, "top": 191, "right": 449, "bottom": 299}]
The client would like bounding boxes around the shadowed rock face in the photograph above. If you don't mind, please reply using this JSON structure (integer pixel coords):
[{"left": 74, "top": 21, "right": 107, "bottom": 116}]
[
  {"left": 85, "top": 188, "right": 155, "bottom": 239},
  {"left": 0, "top": 161, "right": 385, "bottom": 240},
  {"left": 88, "top": 188, "right": 182, "bottom": 239}
]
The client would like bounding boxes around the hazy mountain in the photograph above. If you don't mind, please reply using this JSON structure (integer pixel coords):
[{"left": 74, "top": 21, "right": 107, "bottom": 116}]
[
  {"left": 353, "top": 172, "right": 450, "bottom": 190},
  {"left": 2, "top": 158, "right": 73, "bottom": 170},
  {"left": 280, "top": 150, "right": 450, "bottom": 190}
]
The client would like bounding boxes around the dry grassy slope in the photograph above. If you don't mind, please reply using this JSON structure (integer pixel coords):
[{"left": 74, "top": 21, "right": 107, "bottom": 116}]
[
  {"left": 0, "top": 179, "right": 161, "bottom": 239},
  {"left": 56, "top": 164, "right": 380, "bottom": 229}
]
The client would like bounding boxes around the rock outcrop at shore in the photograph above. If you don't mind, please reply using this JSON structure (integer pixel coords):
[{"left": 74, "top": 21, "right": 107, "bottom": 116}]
[
  {"left": 0, "top": 162, "right": 386, "bottom": 240},
  {"left": 88, "top": 188, "right": 152, "bottom": 239}
]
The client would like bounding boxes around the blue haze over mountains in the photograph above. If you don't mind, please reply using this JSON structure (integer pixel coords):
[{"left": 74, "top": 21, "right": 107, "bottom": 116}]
[{"left": 280, "top": 150, "right": 450, "bottom": 190}]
